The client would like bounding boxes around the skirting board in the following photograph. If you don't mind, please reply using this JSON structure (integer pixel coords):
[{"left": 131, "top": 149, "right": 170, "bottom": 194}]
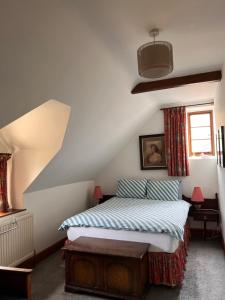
[
  {"left": 10, "top": 251, "right": 35, "bottom": 268},
  {"left": 222, "top": 233, "right": 225, "bottom": 252},
  {"left": 18, "top": 237, "right": 67, "bottom": 268}
]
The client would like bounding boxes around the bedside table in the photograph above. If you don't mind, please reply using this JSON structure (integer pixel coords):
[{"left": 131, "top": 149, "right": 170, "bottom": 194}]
[
  {"left": 99, "top": 195, "right": 115, "bottom": 204},
  {"left": 189, "top": 208, "right": 220, "bottom": 240}
]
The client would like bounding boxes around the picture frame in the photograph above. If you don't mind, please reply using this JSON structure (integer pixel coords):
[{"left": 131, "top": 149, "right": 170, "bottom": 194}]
[
  {"left": 139, "top": 134, "right": 167, "bottom": 170},
  {"left": 217, "top": 126, "right": 225, "bottom": 167},
  {"left": 216, "top": 130, "right": 221, "bottom": 166}
]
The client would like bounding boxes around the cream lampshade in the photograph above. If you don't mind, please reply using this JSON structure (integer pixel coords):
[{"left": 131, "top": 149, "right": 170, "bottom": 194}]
[{"left": 137, "top": 28, "right": 173, "bottom": 79}]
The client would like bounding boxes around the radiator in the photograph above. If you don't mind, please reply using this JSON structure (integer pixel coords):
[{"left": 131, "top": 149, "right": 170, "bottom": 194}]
[{"left": 0, "top": 211, "right": 34, "bottom": 266}]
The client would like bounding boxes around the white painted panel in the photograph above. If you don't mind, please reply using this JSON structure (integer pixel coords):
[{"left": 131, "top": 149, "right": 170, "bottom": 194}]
[{"left": 24, "top": 180, "right": 94, "bottom": 253}]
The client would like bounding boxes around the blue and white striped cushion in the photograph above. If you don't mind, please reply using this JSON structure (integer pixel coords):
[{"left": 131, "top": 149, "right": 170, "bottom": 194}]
[
  {"left": 147, "top": 179, "right": 181, "bottom": 201},
  {"left": 116, "top": 178, "right": 147, "bottom": 199}
]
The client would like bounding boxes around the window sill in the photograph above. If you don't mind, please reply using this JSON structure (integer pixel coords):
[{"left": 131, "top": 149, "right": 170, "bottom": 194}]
[
  {"left": 0, "top": 209, "right": 26, "bottom": 219},
  {"left": 189, "top": 156, "right": 216, "bottom": 160}
]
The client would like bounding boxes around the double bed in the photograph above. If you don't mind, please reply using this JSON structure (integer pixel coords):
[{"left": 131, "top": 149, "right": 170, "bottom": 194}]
[
  {"left": 60, "top": 197, "right": 190, "bottom": 252},
  {"left": 60, "top": 189, "right": 191, "bottom": 286}
]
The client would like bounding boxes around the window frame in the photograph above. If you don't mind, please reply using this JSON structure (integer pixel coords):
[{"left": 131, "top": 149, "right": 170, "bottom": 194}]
[{"left": 187, "top": 110, "right": 215, "bottom": 157}]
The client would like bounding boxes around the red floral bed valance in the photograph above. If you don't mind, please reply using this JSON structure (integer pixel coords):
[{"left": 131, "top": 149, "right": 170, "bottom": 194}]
[{"left": 148, "top": 225, "right": 190, "bottom": 286}]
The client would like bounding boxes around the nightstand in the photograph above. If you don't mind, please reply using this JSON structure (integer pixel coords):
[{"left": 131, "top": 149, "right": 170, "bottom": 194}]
[
  {"left": 99, "top": 195, "right": 115, "bottom": 204},
  {"left": 189, "top": 208, "right": 220, "bottom": 240}
]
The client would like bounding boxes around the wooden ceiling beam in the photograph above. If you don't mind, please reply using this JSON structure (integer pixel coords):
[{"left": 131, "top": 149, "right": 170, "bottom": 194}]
[{"left": 131, "top": 71, "right": 222, "bottom": 94}]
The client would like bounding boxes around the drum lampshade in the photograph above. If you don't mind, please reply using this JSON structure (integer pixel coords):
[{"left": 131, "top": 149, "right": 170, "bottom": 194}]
[{"left": 137, "top": 40, "right": 173, "bottom": 79}]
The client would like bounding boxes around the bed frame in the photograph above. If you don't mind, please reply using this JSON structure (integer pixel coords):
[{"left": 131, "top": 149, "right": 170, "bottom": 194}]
[
  {"left": 65, "top": 193, "right": 218, "bottom": 287},
  {"left": 101, "top": 194, "right": 219, "bottom": 209}
]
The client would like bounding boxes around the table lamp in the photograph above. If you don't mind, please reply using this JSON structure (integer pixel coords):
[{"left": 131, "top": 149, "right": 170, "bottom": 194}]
[
  {"left": 93, "top": 186, "right": 103, "bottom": 204},
  {"left": 191, "top": 186, "right": 204, "bottom": 209}
]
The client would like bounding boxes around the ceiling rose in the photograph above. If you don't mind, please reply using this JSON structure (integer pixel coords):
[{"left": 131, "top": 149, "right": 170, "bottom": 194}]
[{"left": 137, "top": 28, "right": 173, "bottom": 79}]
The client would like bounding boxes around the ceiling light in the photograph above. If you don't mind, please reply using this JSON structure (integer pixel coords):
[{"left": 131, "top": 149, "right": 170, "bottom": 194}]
[{"left": 137, "top": 28, "right": 173, "bottom": 79}]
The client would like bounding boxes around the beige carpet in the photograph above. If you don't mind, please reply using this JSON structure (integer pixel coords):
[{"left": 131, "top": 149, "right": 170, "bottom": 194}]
[
  {"left": 30, "top": 239, "right": 225, "bottom": 300},
  {"left": 4, "top": 240, "right": 225, "bottom": 300}
]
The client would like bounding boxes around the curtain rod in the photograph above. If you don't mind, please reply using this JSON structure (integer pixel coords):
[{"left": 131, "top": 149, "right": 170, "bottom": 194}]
[{"left": 160, "top": 101, "right": 214, "bottom": 111}]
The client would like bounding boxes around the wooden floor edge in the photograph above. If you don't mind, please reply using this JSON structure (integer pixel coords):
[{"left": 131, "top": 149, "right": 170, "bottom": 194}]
[
  {"left": 223, "top": 234, "right": 225, "bottom": 252},
  {"left": 220, "top": 230, "right": 225, "bottom": 252},
  {"left": 18, "top": 237, "right": 67, "bottom": 268}
]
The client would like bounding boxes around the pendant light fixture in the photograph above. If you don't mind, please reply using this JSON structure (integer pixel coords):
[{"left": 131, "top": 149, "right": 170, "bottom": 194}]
[{"left": 137, "top": 28, "right": 173, "bottom": 79}]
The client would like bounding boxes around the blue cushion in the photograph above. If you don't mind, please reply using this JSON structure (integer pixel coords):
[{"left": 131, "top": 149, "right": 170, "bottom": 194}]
[
  {"left": 116, "top": 178, "right": 147, "bottom": 199},
  {"left": 146, "top": 179, "right": 181, "bottom": 201}
]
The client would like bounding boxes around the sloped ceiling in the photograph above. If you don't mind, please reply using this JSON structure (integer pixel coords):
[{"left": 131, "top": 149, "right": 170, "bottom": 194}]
[
  {"left": 0, "top": 100, "right": 70, "bottom": 207},
  {"left": 0, "top": 0, "right": 224, "bottom": 191}
]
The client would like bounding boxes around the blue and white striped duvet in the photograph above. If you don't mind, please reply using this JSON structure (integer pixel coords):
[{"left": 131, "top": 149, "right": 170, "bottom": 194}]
[{"left": 59, "top": 197, "right": 190, "bottom": 241}]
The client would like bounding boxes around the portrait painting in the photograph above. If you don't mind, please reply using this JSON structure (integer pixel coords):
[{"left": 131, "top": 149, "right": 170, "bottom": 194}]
[{"left": 139, "top": 134, "right": 167, "bottom": 170}]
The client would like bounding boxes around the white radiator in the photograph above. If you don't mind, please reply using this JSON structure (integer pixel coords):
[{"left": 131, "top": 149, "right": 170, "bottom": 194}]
[{"left": 0, "top": 211, "right": 34, "bottom": 266}]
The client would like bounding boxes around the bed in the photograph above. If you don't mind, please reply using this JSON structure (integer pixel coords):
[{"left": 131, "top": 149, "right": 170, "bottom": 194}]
[
  {"left": 59, "top": 195, "right": 191, "bottom": 286},
  {"left": 60, "top": 197, "right": 189, "bottom": 250},
  {"left": 67, "top": 226, "right": 179, "bottom": 253}
]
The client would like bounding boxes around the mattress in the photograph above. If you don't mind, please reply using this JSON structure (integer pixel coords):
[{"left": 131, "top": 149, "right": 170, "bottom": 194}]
[
  {"left": 67, "top": 226, "right": 179, "bottom": 253},
  {"left": 60, "top": 197, "right": 190, "bottom": 241}
]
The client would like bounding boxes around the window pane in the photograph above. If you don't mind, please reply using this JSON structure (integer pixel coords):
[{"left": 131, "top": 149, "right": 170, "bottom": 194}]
[
  {"left": 190, "top": 113, "right": 210, "bottom": 127},
  {"left": 191, "top": 127, "right": 211, "bottom": 139},
  {"left": 192, "top": 139, "right": 211, "bottom": 153}
]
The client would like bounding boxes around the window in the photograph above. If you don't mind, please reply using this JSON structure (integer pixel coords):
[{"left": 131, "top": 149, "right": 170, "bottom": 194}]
[{"left": 187, "top": 110, "right": 215, "bottom": 156}]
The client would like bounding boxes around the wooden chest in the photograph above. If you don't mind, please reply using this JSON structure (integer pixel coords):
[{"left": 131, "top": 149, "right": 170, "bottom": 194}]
[{"left": 63, "top": 237, "right": 149, "bottom": 300}]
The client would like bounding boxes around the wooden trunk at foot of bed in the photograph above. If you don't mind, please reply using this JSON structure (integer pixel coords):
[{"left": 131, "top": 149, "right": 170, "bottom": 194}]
[
  {"left": 63, "top": 237, "right": 149, "bottom": 299},
  {"left": 63, "top": 225, "right": 190, "bottom": 288}
]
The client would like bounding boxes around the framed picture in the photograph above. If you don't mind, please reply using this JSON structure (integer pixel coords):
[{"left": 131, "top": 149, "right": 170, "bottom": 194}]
[
  {"left": 217, "top": 126, "right": 225, "bottom": 167},
  {"left": 216, "top": 131, "right": 220, "bottom": 166},
  {"left": 139, "top": 134, "right": 167, "bottom": 170}
]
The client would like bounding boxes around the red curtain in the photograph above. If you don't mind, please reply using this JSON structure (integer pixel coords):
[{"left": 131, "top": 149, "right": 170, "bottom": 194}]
[
  {"left": 0, "top": 153, "right": 11, "bottom": 212},
  {"left": 164, "top": 107, "right": 190, "bottom": 176}
]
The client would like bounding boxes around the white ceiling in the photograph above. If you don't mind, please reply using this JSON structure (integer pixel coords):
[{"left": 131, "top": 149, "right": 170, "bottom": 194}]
[
  {"left": 149, "top": 82, "right": 219, "bottom": 106},
  {"left": 0, "top": 0, "right": 224, "bottom": 191},
  {"left": 74, "top": 0, "right": 225, "bottom": 83}
]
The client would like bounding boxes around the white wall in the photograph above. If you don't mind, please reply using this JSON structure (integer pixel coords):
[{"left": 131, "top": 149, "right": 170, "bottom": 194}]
[
  {"left": 215, "top": 64, "right": 225, "bottom": 238},
  {"left": 0, "top": 1, "right": 157, "bottom": 193},
  {"left": 0, "top": 1, "right": 222, "bottom": 194},
  {"left": 24, "top": 180, "right": 94, "bottom": 253},
  {"left": 96, "top": 110, "right": 218, "bottom": 198}
]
